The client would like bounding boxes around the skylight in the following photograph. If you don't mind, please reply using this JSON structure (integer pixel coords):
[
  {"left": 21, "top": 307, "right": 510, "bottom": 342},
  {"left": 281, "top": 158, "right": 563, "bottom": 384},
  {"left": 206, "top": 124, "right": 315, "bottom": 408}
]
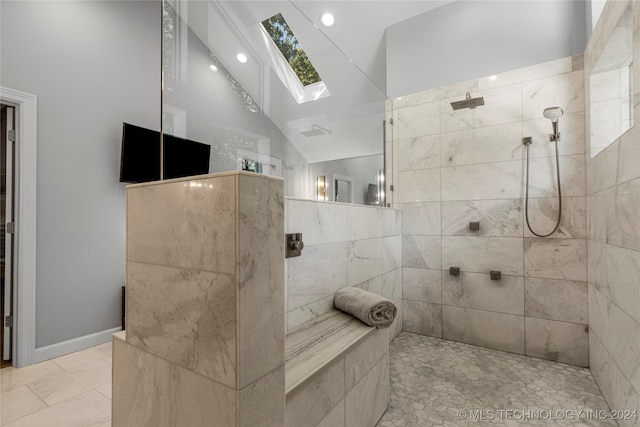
[{"left": 261, "top": 13, "right": 322, "bottom": 87}]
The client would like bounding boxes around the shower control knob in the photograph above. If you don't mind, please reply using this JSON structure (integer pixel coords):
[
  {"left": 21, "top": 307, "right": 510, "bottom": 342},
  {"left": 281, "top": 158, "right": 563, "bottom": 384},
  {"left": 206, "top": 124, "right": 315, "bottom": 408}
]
[
  {"left": 289, "top": 240, "right": 304, "bottom": 251},
  {"left": 285, "top": 233, "right": 305, "bottom": 258}
]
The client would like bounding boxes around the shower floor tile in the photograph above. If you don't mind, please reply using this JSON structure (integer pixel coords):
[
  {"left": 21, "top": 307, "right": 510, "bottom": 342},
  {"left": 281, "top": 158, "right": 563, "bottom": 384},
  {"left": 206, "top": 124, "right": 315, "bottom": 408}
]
[{"left": 377, "top": 332, "right": 616, "bottom": 426}]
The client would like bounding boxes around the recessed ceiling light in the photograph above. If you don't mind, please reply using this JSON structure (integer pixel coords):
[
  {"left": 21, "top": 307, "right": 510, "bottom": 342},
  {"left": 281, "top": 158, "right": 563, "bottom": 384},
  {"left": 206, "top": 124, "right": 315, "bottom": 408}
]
[
  {"left": 209, "top": 64, "right": 218, "bottom": 72},
  {"left": 236, "top": 53, "right": 248, "bottom": 63},
  {"left": 488, "top": 75, "right": 498, "bottom": 81},
  {"left": 321, "top": 12, "right": 335, "bottom": 27}
]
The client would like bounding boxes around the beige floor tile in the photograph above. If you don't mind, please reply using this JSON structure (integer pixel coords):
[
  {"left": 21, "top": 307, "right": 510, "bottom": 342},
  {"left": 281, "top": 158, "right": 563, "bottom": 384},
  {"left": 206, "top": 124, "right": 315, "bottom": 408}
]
[
  {"left": 0, "top": 385, "right": 48, "bottom": 425},
  {"left": 96, "top": 383, "right": 111, "bottom": 400},
  {"left": 3, "top": 390, "right": 110, "bottom": 427},
  {"left": 27, "top": 360, "right": 111, "bottom": 406},
  {"left": 0, "top": 361, "right": 64, "bottom": 393},
  {"left": 50, "top": 343, "right": 112, "bottom": 371}
]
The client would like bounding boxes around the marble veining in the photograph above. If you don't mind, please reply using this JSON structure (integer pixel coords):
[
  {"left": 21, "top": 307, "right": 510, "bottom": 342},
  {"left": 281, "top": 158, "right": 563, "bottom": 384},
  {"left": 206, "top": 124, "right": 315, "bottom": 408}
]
[
  {"left": 608, "top": 178, "right": 640, "bottom": 251},
  {"left": 398, "top": 169, "right": 441, "bottom": 203},
  {"left": 524, "top": 196, "right": 587, "bottom": 239},
  {"left": 345, "top": 354, "right": 389, "bottom": 427},
  {"left": 285, "top": 310, "right": 376, "bottom": 394},
  {"left": 606, "top": 244, "right": 640, "bottom": 324},
  {"left": 525, "top": 155, "right": 586, "bottom": 199},
  {"left": 398, "top": 135, "right": 441, "bottom": 171},
  {"left": 126, "top": 261, "right": 237, "bottom": 387},
  {"left": 120, "top": 173, "right": 285, "bottom": 427},
  {"left": 441, "top": 161, "right": 523, "bottom": 201},
  {"left": 287, "top": 199, "right": 348, "bottom": 246},
  {"left": 524, "top": 277, "right": 588, "bottom": 324},
  {"left": 522, "top": 112, "right": 586, "bottom": 158},
  {"left": 522, "top": 71, "right": 585, "bottom": 120},
  {"left": 397, "top": 101, "right": 441, "bottom": 139},
  {"left": 442, "top": 306, "right": 525, "bottom": 354},
  {"left": 400, "top": 202, "right": 441, "bottom": 236},
  {"left": 442, "top": 236, "right": 524, "bottom": 275},
  {"left": 525, "top": 317, "right": 589, "bottom": 367},
  {"left": 287, "top": 242, "right": 348, "bottom": 311},
  {"left": 402, "top": 235, "right": 442, "bottom": 270},
  {"left": 348, "top": 238, "right": 383, "bottom": 286},
  {"left": 588, "top": 286, "right": 609, "bottom": 342},
  {"left": 441, "top": 122, "right": 522, "bottom": 167},
  {"left": 441, "top": 199, "right": 522, "bottom": 237},
  {"left": 442, "top": 271, "right": 524, "bottom": 315},
  {"left": 607, "top": 302, "right": 640, "bottom": 394},
  {"left": 524, "top": 238, "right": 587, "bottom": 281},
  {"left": 402, "top": 268, "right": 441, "bottom": 304},
  {"left": 287, "top": 295, "right": 335, "bottom": 331},
  {"left": 126, "top": 176, "right": 237, "bottom": 274},
  {"left": 237, "top": 175, "right": 285, "bottom": 388},
  {"left": 402, "top": 300, "right": 442, "bottom": 338}
]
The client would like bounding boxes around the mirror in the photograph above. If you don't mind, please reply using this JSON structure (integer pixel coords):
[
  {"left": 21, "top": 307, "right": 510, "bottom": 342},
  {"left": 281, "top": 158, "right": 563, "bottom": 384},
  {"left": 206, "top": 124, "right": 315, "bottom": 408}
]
[
  {"left": 589, "top": 3, "right": 634, "bottom": 158},
  {"left": 161, "top": 0, "right": 387, "bottom": 205}
]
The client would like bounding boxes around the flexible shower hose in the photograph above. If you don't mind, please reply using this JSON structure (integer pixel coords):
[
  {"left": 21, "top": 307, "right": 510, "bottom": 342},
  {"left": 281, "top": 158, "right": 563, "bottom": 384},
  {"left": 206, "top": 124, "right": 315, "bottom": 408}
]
[{"left": 524, "top": 137, "right": 562, "bottom": 237}]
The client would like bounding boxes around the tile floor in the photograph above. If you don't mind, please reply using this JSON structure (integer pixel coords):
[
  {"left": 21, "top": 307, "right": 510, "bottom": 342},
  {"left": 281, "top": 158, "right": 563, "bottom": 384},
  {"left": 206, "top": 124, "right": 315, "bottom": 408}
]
[
  {"left": 377, "top": 333, "right": 616, "bottom": 427},
  {"left": 0, "top": 333, "right": 617, "bottom": 427},
  {"left": 0, "top": 343, "right": 112, "bottom": 427}
]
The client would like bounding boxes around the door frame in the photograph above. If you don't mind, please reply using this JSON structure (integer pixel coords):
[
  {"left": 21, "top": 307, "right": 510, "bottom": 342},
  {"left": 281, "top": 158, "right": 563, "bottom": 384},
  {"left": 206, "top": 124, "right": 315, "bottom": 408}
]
[{"left": 0, "top": 87, "right": 37, "bottom": 367}]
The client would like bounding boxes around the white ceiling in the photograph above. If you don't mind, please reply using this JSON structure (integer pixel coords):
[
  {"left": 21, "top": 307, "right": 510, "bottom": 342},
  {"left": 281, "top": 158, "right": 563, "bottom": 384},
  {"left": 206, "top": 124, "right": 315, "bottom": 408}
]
[
  {"left": 291, "top": 1, "right": 454, "bottom": 93},
  {"left": 182, "top": 1, "right": 454, "bottom": 163}
]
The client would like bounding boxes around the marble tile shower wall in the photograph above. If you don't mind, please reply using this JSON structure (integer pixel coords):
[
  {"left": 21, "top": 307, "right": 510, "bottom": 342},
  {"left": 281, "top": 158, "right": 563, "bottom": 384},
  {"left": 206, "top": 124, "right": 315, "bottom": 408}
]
[
  {"left": 284, "top": 199, "right": 403, "bottom": 340},
  {"left": 585, "top": 0, "right": 640, "bottom": 421},
  {"left": 387, "top": 55, "right": 589, "bottom": 366}
]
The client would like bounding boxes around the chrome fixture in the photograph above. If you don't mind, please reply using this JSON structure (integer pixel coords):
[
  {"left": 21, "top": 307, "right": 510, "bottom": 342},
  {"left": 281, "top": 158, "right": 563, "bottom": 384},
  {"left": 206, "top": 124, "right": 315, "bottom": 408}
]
[
  {"left": 450, "top": 92, "right": 485, "bottom": 110},
  {"left": 523, "top": 106, "right": 564, "bottom": 237},
  {"left": 285, "top": 233, "right": 304, "bottom": 258},
  {"left": 543, "top": 106, "right": 564, "bottom": 140}
]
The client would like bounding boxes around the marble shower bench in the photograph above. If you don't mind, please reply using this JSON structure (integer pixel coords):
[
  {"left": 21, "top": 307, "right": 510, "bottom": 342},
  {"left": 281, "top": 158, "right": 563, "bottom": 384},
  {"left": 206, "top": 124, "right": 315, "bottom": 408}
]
[{"left": 285, "top": 309, "right": 389, "bottom": 427}]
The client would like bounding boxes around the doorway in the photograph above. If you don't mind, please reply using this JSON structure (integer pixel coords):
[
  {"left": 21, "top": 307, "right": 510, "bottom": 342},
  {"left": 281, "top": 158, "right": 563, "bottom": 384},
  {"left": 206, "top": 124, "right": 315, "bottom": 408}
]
[{"left": 1, "top": 104, "right": 15, "bottom": 368}]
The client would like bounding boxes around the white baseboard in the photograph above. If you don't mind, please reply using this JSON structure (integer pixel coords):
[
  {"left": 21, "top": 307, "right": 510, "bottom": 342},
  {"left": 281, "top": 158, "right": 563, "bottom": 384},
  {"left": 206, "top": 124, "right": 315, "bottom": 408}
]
[{"left": 33, "top": 327, "right": 122, "bottom": 364}]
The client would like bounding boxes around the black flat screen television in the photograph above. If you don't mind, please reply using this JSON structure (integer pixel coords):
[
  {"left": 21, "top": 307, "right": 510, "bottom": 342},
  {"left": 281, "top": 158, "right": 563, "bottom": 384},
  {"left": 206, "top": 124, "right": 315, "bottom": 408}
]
[
  {"left": 119, "top": 123, "right": 161, "bottom": 183},
  {"left": 119, "top": 123, "right": 211, "bottom": 183},
  {"left": 163, "top": 133, "right": 211, "bottom": 180}
]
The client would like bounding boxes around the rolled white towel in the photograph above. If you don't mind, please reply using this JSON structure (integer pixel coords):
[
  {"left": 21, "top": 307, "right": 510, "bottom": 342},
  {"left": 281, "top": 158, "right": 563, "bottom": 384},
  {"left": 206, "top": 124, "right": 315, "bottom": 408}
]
[{"left": 333, "top": 287, "right": 397, "bottom": 328}]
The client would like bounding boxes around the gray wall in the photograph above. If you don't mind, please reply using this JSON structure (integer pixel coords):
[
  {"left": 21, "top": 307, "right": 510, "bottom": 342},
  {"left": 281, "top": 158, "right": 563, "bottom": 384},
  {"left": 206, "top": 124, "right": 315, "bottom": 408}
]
[
  {"left": 386, "top": 1, "right": 587, "bottom": 97},
  {"left": 0, "top": 1, "right": 160, "bottom": 347}
]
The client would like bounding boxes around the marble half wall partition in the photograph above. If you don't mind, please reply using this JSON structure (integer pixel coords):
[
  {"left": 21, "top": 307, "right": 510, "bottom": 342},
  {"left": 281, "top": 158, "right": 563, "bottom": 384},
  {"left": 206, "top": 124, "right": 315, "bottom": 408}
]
[
  {"left": 113, "top": 172, "right": 285, "bottom": 427},
  {"left": 585, "top": 0, "right": 640, "bottom": 421},
  {"left": 285, "top": 198, "right": 403, "bottom": 341},
  {"left": 386, "top": 55, "right": 589, "bottom": 366}
]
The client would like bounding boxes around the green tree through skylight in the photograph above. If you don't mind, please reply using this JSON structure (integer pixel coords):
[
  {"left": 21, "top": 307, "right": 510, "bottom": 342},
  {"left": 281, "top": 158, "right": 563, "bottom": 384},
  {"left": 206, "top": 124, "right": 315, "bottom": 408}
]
[{"left": 261, "top": 13, "right": 322, "bottom": 86}]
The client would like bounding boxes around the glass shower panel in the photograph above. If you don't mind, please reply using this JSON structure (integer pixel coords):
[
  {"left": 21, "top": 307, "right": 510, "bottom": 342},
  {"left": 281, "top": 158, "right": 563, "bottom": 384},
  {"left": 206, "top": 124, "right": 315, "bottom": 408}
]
[{"left": 161, "top": 0, "right": 387, "bottom": 204}]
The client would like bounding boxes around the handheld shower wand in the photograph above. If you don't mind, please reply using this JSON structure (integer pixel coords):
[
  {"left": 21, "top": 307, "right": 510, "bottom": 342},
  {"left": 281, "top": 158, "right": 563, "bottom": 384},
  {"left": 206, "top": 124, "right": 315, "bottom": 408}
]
[
  {"left": 543, "top": 107, "right": 563, "bottom": 141},
  {"left": 524, "top": 107, "right": 564, "bottom": 237}
]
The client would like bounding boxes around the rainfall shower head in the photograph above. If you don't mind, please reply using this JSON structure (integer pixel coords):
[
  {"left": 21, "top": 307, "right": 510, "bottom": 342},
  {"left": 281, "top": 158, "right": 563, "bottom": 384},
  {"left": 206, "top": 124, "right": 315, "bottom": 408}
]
[
  {"left": 543, "top": 106, "right": 564, "bottom": 139},
  {"left": 450, "top": 92, "right": 485, "bottom": 110},
  {"left": 543, "top": 107, "right": 564, "bottom": 123}
]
